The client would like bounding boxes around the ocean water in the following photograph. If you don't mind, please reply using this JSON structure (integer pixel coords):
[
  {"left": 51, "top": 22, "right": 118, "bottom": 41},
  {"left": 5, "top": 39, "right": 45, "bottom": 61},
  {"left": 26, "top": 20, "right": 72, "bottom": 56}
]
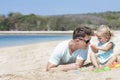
[{"left": 0, "top": 35, "right": 72, "bottom": 47}]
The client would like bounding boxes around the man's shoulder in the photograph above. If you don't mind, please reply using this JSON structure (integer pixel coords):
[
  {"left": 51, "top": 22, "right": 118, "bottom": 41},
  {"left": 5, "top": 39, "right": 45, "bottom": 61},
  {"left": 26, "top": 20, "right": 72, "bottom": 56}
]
[
  {"left": 54, "top": 40, "right": 70, "bottom": 50},
  {"left": 58, "top": 40, "right": 70, "bottom": 46},
  {"left": 76, "top": 47, "right": 89, "bottom": 54}
]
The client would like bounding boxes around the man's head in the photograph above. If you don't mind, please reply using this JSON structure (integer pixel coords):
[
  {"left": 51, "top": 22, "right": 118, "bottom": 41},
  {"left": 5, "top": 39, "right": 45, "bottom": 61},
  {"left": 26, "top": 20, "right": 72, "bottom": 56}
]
[
  {"left": 73, "top": 25, "right": 93, "bottom": 39},
  {"left": 73, "top": 25, "right": 94, "bottom": 48}
]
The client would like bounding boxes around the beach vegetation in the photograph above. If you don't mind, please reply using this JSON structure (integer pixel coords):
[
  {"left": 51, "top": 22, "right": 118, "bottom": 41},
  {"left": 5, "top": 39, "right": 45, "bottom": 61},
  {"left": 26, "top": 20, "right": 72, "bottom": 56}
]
[{"left": 0, "top": 11, "right": 120, "bottom": 31}]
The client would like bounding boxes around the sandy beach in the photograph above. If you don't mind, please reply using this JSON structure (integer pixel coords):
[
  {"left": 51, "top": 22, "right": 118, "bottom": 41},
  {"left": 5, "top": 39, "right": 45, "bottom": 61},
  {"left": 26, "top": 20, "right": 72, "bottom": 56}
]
[{"left": 0, "top": 31, "right": 120, "bottom": 80}]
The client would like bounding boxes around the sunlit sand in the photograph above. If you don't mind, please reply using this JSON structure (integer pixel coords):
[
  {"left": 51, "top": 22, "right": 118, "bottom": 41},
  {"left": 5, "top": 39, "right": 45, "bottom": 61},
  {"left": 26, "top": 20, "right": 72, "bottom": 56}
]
[{"left": 0, "top": 31, "right": 119, "bottom": 80}]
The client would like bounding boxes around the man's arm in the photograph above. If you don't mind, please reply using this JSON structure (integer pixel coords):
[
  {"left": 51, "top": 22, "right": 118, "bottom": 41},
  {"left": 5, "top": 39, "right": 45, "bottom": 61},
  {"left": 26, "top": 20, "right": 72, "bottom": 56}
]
[
  {"left": 46, "top": 62, "right": 58, "bottom": 71},
  {"left": 46, "top": 59, "right": 85, "bottom": 71},
  {"left": 57, "top": 59, "right": 85, "bottom": 71}
]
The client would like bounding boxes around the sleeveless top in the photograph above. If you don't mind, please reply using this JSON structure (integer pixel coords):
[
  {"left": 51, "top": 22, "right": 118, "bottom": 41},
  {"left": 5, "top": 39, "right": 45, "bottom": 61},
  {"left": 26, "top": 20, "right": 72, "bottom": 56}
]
[{"left": 97, "top": 41, "right": 115, "bottom": 64}]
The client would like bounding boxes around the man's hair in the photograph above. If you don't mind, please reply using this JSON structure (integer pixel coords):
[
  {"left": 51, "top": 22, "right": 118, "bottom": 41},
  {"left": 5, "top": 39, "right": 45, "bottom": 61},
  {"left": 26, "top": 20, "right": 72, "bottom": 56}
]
[{"left": 73, "top": 25, "right": 93, "bottom": 39}]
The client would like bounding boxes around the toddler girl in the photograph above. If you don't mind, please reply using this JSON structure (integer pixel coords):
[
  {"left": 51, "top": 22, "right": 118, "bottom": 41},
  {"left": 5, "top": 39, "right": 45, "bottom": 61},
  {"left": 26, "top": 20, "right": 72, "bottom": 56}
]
[{"left": 90, "top": 25, "right": 117, "bottom": 68}]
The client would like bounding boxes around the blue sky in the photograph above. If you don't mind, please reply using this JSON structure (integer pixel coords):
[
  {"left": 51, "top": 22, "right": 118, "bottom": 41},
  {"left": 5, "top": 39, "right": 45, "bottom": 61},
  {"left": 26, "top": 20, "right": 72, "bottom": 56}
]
[{"left": 0, "top": 0, "right": 120, "bottom": 16}]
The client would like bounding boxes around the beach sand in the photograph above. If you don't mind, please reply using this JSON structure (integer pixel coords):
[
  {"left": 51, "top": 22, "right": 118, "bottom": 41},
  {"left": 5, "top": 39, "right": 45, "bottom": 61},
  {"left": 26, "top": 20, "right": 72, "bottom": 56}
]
[{"left": 0, "top": 31, "right": 120, "bottom": 80}]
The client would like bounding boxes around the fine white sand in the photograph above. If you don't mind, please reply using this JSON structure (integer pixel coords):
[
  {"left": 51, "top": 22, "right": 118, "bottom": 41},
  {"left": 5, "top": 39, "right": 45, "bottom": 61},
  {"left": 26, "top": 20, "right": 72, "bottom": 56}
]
[{"left": 0, "top": 31, "right": 120, "bottom": 80}]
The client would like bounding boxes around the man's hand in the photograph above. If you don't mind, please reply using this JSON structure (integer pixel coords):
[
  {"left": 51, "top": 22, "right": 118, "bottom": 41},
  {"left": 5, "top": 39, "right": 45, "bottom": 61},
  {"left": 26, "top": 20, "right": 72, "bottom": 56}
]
[{"left": 90, "top": 44, "right": 98, "bottom": 53}]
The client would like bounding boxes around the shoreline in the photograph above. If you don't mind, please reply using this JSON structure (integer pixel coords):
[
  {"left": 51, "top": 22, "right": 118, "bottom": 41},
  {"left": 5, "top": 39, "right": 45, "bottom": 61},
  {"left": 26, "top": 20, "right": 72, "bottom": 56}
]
[
  {"left": 0, "top": 40, "right": 63, "bottom": 49},
  {"left": 0, "top": 40, "right": 64, "bottom": 49},
  {"left": 0, "top": 31, "right": 73, "bottom": 35},
  {"left": 0, "top": 30, "right": 119, "bottom": 35}
]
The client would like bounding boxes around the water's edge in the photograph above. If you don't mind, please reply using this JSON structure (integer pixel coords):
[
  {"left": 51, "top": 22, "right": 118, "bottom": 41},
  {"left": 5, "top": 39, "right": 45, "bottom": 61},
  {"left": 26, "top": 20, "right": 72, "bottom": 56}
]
[{"left": 0, "top": 31, "right": 73, "bottom": 36}]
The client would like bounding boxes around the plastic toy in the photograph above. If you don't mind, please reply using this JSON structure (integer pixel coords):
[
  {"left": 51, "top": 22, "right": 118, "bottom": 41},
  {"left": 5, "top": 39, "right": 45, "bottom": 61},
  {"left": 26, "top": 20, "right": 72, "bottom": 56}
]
[
  {"left": 109, "top": 62, "right": 120, "bottom": 68},
  {"left": 103, "top": 66, "right": 111, "bottom": 71},
  {"left": 93, "top": 62, "right": 120, "bottom": 73}
]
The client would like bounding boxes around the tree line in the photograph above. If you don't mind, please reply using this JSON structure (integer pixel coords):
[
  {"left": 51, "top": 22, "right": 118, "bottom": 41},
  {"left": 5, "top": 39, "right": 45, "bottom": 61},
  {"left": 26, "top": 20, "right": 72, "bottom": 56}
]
[{"left": 0, "top": 11, "right": 120, "bottom": 31}]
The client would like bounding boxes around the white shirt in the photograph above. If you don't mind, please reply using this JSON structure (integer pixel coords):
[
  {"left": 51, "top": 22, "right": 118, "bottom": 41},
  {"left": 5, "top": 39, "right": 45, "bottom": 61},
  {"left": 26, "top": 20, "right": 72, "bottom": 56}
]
[{"left": 49, "top": 40, "right": 89, "bottom": 65}]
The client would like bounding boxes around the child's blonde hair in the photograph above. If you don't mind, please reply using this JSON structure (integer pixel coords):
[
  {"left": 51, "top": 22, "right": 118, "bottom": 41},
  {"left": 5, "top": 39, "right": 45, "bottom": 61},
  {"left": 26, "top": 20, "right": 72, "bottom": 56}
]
[{"left": 96, "top": 25, "right": 113, "bottom": 40}]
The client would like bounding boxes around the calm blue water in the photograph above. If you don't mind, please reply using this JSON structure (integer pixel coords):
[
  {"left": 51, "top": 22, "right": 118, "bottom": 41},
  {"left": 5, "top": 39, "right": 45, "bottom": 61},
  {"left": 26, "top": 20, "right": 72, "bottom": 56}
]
[{"left": 0, "top": 35, "right": 72, "bottom": 47}]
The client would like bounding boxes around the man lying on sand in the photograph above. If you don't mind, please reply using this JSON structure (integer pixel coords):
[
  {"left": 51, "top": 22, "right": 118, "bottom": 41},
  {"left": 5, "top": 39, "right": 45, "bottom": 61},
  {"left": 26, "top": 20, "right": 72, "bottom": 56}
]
[{"left": 46, "top": 25, "right": 94, "bottom": 71}]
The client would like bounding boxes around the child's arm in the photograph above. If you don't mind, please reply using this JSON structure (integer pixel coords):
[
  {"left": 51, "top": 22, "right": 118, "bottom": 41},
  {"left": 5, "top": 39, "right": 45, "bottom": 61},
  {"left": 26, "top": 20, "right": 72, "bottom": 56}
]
[{"left": 96, "top": 42, "right": 113, "bottom": 51}]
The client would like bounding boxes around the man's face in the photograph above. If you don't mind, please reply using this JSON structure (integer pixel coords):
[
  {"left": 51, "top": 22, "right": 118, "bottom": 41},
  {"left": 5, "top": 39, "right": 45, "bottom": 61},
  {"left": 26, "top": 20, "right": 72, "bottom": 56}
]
[{"left": 79, "top": 35, "right": 91, "bottom": 49}]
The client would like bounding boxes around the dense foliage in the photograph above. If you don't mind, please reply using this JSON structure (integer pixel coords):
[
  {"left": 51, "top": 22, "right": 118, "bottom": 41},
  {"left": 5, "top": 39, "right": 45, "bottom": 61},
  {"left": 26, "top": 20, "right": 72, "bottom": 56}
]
[{"left": 0, "top": 11, "right": 120, "bottom": 31}]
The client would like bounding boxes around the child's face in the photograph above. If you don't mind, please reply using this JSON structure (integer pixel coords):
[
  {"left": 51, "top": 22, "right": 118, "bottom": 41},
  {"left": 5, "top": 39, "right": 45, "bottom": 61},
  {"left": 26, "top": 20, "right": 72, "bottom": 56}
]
[{"left": 96, "top": 34, "right": 107, "bottom": 43}]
